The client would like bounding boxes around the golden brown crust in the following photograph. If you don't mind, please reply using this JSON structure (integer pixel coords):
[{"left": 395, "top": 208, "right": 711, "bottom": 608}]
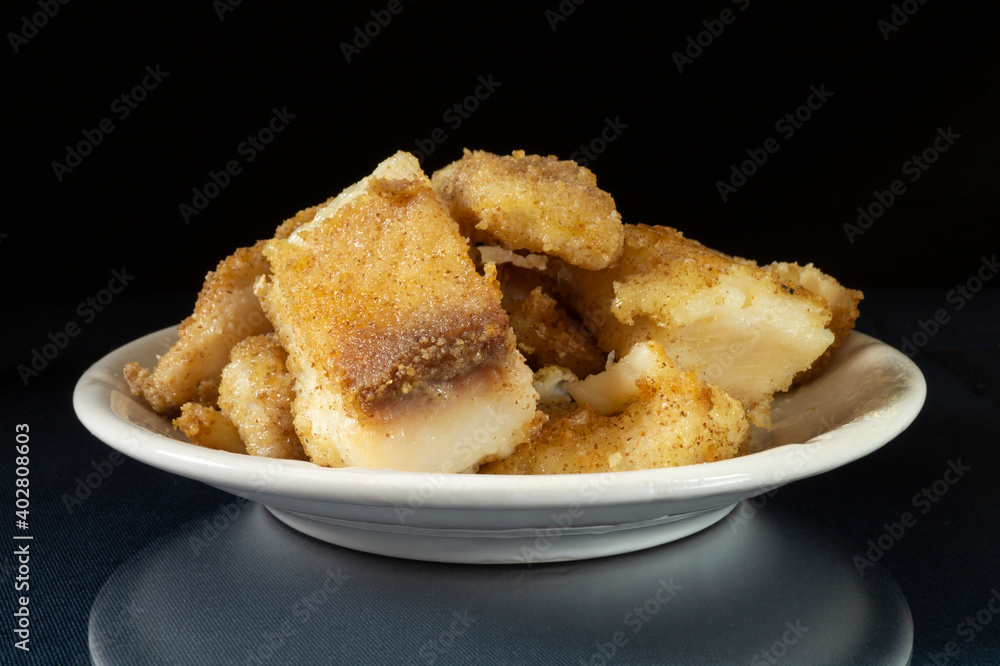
[
  {"left": 262, "top": 167, "right": 516, "bottom": 415},
  {"left": 218, "top": 334, "right": 307, "bottom": 460},
  {"left": 125, "top": 145, "right": 861, "bottom": 476},
  {"left": 555, "top": 224, "right": 835, "bottom": 425},
  {"left": 172, "top": 403, "right": 246, "bottom": 454},
  {"left": 432, "top": 149, "right": 624, "bottom": 270},
  {"left": 124, "top": 203, "right": 324, "bottom": 414},
  {"left": 258, "top": 152, "right": 540, "bottom": 471},
  {"left": 764, "top": 261, "right": 864, "bottom": 383},
  {"left": 495, "top": 264, "right": 606, "bottom": 378},
  {"left": 124, "top": 242, "right": 273, "bottom": 413},
  {"left": 481, "top": 343, "right": 748, "bottom": 474},
  {"left": 340, "top": 308, "right": 511, "bottom": 408}
]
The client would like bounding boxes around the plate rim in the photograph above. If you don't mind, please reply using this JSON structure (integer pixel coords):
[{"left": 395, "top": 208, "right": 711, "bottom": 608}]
[{"left": 73, "top": 326, "right": 927, "bottom": 510}]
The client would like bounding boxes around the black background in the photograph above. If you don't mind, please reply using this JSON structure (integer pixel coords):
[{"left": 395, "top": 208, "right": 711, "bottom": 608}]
[
  {"left": 4, "top": 2, "right": 1000, "bottom": 663},
  {"left": 5, "top": 0, "right": 999, "bottom": 302}
]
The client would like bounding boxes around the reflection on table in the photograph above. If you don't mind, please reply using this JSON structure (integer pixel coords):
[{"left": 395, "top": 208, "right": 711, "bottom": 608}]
[{"left": 89, "top": 499, "right": 912, "bottom": 665}]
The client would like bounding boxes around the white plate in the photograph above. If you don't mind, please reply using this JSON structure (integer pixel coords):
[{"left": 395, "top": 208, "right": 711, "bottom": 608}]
[{"left": 73, "top": 327, "right": 925, "bottom": 564}]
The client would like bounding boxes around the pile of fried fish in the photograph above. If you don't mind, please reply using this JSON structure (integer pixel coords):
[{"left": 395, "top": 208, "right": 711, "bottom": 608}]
[{"left": 125, "top": 149, "right": 861, "bottom": 474}]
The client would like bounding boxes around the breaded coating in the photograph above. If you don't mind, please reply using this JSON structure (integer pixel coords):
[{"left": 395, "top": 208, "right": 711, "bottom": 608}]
[
  {"left": 173, "top": 403, "right": 246, "bottom": 454},
  {"left": 764, "top": 262, "right": 863, "bottom": 383},
  {"left": 257, "top": 151, "right": 541, "bottom": 472},
  {"left": 496, "top": 264, "right": 606, "bottom": 378},
  {"left": 124, "top": 204, "right": 323, "bottom": 414},
  {"left": 432, "top": 149, "right": 624, "bottom": 270},
  {"left": 124, "top": 144, "right": 861, "bottom": 476},
  {"left": 480, "top": 342, "right": 749, "bottom": 474},
  {"left": 124, "top": 243, "right": 272, "bottom": 414},
  {"left": 218, "top": 334, "right": 306, "bottom": 460},
  {"left": 557, "top": 224, "right": 834, "bottom": 425}
]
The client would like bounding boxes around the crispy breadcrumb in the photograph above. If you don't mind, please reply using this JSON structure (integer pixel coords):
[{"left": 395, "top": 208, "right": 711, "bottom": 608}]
[
  {"left": 764, "top": 261, "right": 863, "bottom": 383},
  {"left": 556, "top": 224, "right": 834, "bottom": 425},
  {"left": 124, "top": 145, "right": 861, "bottom": 476},
  {"left": 172, "top": 403, "right": 246, "bottom": 454},
  {"left": 433, "top": 149, "right": 624, "bottom": 270},
  {"left": 218, "top": 334, "right": 306, "bottom": 460},
  {"left": 257, "top": 151, "right": 540, "bottom": 472},
  {"left": 124, "top": 203, "right": 324, "bottom": 414},
  {"left": 481, "top": 342, "right": 748, "bottom": 474},
  {"left": 496, "top": 264, "right": 606, "bottom": 378}
]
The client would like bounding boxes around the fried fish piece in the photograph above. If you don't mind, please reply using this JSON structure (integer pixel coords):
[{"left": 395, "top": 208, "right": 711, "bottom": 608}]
[
  {"left": 432, "top": 149, "right": 624, "bottom": 270},
  {"left": 480, "top": 341, "right": 749, "bottom": 474},
  {"left": 557, "top": 224, "right": 834, "bottom": 425},
  {"left": 495, "top": 264, "right": 607, "bottom": 378},
  {"left": 124, "top": 205, "right": 322, "bottom": 414},
  {"left": 763, "top": 261, "right": 863, "bottom": 383},
  {"left": 218, "top": 334, "right": 306, "bottom": 460},
  {"left": 172, "top": 403, "right": 246, "bottom": 454},
  {"left": 257, "top": 151, "right": 541, "bottom": 472}
]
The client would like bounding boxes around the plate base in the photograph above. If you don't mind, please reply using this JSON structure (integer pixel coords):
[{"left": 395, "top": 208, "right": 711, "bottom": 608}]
[{"left": 265, "top": 502, "right": 738, "bottom": 563}]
